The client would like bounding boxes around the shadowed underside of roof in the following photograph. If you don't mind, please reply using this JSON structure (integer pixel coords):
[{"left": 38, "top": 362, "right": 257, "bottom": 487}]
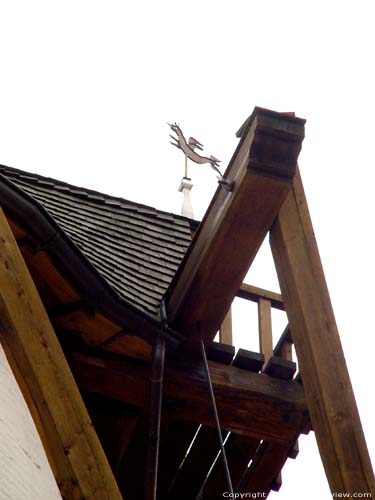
[{"left": 0, "top": 165, "right": 193, "bottom": 317}]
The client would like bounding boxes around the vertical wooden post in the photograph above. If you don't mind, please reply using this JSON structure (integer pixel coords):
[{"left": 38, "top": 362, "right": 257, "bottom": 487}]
[
  {"left": 0, "top": 207, "right": 122, "bottom": 499},
  {"left": 270, "top": 169, "right": 375, "bottom": 495},
  {"left": 219, "top": 307, "right": 233, "bottom": 345},
  {"left": 258, "top": 298, "right": 273, "bottom": 365}
]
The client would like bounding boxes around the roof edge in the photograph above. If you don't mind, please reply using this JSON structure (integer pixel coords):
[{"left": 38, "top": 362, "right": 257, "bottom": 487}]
[
  {"left": 0, "top": 173, "right": 183, "bottom": 349},
  {"left": 0, "top": 164, "right": 200, "bottom": 228}
]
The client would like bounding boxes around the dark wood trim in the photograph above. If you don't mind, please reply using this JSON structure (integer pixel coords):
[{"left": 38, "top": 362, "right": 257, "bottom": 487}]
[{"left": 67, "top": 349, "right": 310, "bottom": 445}]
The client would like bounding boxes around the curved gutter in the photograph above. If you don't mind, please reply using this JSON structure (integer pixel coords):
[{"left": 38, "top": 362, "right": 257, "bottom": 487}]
[{"left": 0, "top": 174, "right": 184, "bottom": 349}]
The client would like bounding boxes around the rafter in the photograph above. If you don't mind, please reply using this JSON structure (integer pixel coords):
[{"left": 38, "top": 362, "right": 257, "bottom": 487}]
[{"left": 164, "top": 107, "right": 305, "bottom": 349}]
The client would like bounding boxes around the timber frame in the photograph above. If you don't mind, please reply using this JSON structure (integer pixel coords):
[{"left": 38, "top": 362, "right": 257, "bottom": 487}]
[{"left": 0, "top": 107, "right": 373, "bottom": 499}]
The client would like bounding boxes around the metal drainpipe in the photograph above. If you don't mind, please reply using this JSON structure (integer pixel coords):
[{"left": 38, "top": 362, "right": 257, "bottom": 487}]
[{"left": 145, "top": 334, "right": 166, "bottom": 500}]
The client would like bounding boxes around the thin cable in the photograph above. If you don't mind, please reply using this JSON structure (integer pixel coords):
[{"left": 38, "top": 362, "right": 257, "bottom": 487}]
[{"left": 198, "top": 325, "right": 234, "bottom": 496}]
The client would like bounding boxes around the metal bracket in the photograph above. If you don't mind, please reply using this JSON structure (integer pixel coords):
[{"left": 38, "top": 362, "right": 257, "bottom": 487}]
[{"left": 218, "top": 178, "right": 234, "bottom": 191}]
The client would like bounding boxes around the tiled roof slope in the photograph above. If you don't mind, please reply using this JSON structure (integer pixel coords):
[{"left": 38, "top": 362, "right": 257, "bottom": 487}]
[{"left": 0, "top": 165, "right": 193, "bottom": 317}]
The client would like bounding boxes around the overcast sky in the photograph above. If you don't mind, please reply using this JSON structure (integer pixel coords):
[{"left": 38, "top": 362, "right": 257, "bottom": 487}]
[{"left": 1, "top": 2, "right": 374, "bottom": 498}]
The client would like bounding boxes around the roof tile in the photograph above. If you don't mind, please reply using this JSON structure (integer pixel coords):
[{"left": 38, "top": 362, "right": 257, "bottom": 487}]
[{"left": 0, "top": 164, "right": 195, "bottom": 318}]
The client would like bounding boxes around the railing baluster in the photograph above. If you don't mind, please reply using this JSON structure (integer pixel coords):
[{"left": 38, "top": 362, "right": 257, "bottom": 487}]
[
  {"left": 258, "top": 298, "right": 273, "bottom": 365},
  {"left": 219, "top": 307, "right": 233, "bottom": 345}
]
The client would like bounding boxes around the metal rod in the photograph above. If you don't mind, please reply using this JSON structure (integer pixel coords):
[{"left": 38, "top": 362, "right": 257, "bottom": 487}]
[
  {"left": 184, "top": 153, "right": 188, "bottom": 178},
  {"left": 145, "top": 334, "right": 166, "bottom": 500},
  {"left": 198, "top": 325, "right": 234, "bottom": 495}
]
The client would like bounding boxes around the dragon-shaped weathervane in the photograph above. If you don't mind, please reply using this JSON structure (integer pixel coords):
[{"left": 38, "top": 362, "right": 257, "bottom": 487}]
[{"left": 168, "top": 123, "right": 232, "bottom": 190}]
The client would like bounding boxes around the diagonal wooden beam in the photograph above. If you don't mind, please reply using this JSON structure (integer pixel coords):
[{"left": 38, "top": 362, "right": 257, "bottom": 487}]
[
  {"left": 68, "top": 350, "right": 310, "bottom": 445},
  {"left": 0, "top": 207, "right": 122, "bottom": 499},
  {"left": 270, "top": 169, "right": 375, "bottom": 496},
  {"left": 165, "top": 107, "right": 305, "bottom": 348}
]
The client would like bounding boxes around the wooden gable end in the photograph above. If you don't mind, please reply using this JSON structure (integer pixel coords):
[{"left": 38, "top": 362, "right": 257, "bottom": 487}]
[{"left": 0, "top": 107, "right": 373, "bottom": 499}]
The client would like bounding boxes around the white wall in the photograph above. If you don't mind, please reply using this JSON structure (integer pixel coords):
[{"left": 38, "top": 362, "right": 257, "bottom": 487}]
[{"left": 0, "top": 344, "right": 62, "bottom": 500}]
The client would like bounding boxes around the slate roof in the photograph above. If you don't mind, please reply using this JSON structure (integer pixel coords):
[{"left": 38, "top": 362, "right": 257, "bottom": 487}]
[{"left": 0, "top": 165, "right": 194, "bottom": 317}]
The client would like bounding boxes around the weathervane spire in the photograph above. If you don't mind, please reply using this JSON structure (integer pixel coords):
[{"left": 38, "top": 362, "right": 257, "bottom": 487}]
[
  {"left": 168, "top": 122, "right": 223, "bottom": 178},
  {"left": 168, "top": 122, "right": 233, "bottom": 218}
]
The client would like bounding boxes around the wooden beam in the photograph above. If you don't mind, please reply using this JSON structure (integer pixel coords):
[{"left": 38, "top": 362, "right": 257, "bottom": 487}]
[
  {"left": 219, "top": 307, "right": 233, "bottom": 345},
  {"left": 237, "top": 441, "right": 290, "bottom": 497},
  {"left": 273, "top": 325, "right": 293, "bottom": 359},
  {"left": 157, "top": 420, "right": 199, "bottom": 499},
  {"left": 238, "top": 283, "right": 284, "bottom": 310},
  {"left": 263, "top": 356, "right": 296, "bottom": 381},
  {"left": 167, "top": 425, "right": 228, "bottom": 500},
  {"left": 67, "top": 350, "right": 310, "bottom": 445},
  {"left": 258, "top": 298, "right": 273, "bottom": 365},
  {"left": 0, "top": 207, "right": 121, "bottom": 499},
  {"left": 165, "top": 108, "right": 305, "bottom": 348},
  {"left": 207, "top": 341, "right": 235, "bottom": 364},
  {"left": 270, "top": 169, "right": 375, "bottom": 495},
  {"left": 202, "top": 433, "right": 260, "bottom": 498}
]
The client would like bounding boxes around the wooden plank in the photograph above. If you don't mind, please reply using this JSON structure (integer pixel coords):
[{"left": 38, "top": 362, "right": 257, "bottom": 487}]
[
  {"left": 237, "top": 441, "right": 290, "bottom": 497},
  {"left": 270, "top": 168, "right": 375, "bottom": 495},
  {"left": 207, "top": 341, "right": 235, "bottom": 365},
  {"left": 271, "top": 472, "right": 283, "bottom": 492},
  {"left": 68, "top": 350, "right": 310, "bottom": 444},
  {"left": 167, "top": 425, "right": 228, "bottom": 500},
  {"left": 165, "top": 108, "right": 305, "bottom": 349},
  {"left": 157, "top": 420, "right": 199, "bottom": 500},
  {"left": 202, "top": 433, "right": 259, "bottom": 498},
  {"left": 238, "top": 283, "right": 284, "bottom": 310},
  {"left": 263, "top": 356, "right": 296, "bottom": 380},
  {"left": 0, "top": 207, "right": 122, "bottom": 499},
  {"left": 273, "top": 324, "right": 293, "bottom": 360},
  {"left": 232, "top": 348, "right": 264, "bottom": 373},
  {"left": 220, "top": 307, "right": 233, "bottom": 345},
  {"left": 258, "top": 298, "right": 273, "bottom": 365}
]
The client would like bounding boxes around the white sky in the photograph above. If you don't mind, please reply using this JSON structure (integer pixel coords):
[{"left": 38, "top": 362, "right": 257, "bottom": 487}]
[{"left": 1, "top": 2, "right": 374, "bottom": 499}]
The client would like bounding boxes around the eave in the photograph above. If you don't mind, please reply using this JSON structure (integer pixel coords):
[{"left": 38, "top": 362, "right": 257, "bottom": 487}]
[{"left": 0, "top": 173, "right": 183, "bottom": 350}]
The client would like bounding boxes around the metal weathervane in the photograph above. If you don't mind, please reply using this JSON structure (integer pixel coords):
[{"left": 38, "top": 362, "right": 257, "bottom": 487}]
[{"left": 168, "top": 123, "right": 232, "bottom": 190}]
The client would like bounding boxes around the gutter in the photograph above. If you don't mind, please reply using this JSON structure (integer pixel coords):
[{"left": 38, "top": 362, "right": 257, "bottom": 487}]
[{"left": 0, "top": 173, "right": 184, "bottom": 350}]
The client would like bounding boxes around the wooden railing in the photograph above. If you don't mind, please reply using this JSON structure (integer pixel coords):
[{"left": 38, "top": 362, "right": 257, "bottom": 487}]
[
  {"left": 219, "top": 283, "right": 295, "bottom": 369},
  {"left": 215, "top": 282, "right": 301, "bottom": 481}
]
